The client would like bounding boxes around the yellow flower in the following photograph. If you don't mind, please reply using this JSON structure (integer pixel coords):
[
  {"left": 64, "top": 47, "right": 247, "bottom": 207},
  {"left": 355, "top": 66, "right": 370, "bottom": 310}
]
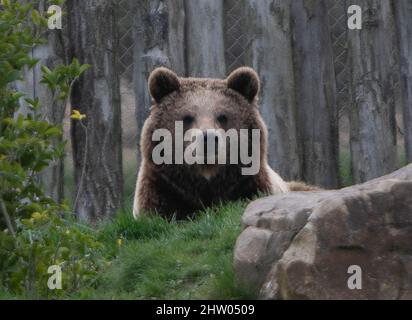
[
  {"left": 70, "top": 109, "right": 86, "bottom": 120},
  {"left": 116, "top": 239, "right": 123, "bottom": 247}
]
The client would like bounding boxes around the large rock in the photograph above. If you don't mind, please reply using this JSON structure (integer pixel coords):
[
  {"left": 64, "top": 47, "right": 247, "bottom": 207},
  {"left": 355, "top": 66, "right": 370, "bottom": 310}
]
[{"left": 234, "top": 164, "right": 412, "bottom": 299}]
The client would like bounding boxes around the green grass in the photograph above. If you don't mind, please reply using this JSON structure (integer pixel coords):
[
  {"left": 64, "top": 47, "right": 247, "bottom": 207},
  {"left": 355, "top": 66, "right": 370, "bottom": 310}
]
[{"left": 66, "top": 201, "right": 253, "bottom": 300}]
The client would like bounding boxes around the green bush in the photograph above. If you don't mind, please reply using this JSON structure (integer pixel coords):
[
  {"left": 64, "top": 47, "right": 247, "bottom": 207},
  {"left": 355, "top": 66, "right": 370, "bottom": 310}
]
[
  {"left": 0, "top": 0, "right": 99, "bottom": 298},
  {"left": 0, "top": 212, "right": 104, "bottom": 298}
]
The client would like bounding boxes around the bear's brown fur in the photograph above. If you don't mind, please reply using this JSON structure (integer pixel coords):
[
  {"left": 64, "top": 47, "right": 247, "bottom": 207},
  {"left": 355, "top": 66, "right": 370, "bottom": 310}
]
[{"left": 133, "top": 67, "right": 293, "bottom": 219}]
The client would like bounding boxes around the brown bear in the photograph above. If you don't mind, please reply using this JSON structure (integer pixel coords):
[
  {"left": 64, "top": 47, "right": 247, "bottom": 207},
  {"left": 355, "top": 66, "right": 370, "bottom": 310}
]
[{"left": 133, "top": 67, "right": 310, "bottom": 220}]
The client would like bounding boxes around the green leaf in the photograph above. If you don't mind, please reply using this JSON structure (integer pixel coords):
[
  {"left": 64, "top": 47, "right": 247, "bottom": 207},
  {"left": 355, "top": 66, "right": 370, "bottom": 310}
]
[
  {"left": 3, "top": 70, "right": 21, "bottom": 84},
  {"left": 31, "top": 10, "right": 41, "bottom": 25},
  {"left": 1, "top": 0, "right": 10, "bottom": 8},
  {"left": 40, "top": 65, "right": 52, "bottom": 75},
  {"left": 45, "top": 127, "right": 62, "bottom": 137},
  {"left": 24, "top": 97, "right": 40, "bottom": 108},
  {"left": 16, "top": 114, "right": 24, "bottom": 129},
  {"left": 79, "top": 64, "right": 91, "bottom": 76},
  {"left": 27, "top": 58, "right": 39, "bottom": 69}
]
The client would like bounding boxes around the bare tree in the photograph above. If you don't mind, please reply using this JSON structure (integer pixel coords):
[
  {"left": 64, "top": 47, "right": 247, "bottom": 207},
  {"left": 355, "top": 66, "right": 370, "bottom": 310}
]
[
  {"left": 394, "top": 0, "right": 412, "bottom": 163},
  {"left": 291, "top": 0, "right": 340, "bottom": 188},
  {"left": 133, "top": 0, "right": 186, "bottom": 163},
  {"left": 66, "top": 0, "right": 123, "bottom": 220},
  {"left": 348, "top": 0, "right": 399, "bottom": 183}
]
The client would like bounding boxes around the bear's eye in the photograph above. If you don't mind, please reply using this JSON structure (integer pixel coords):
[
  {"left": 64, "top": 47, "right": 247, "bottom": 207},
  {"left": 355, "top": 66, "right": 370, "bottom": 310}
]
[
  {"left": 217, "top": 114, "right": 228, "bottom": 125},
  {"left": 182, "top": 115, "right": 194, "bottom": 125}
]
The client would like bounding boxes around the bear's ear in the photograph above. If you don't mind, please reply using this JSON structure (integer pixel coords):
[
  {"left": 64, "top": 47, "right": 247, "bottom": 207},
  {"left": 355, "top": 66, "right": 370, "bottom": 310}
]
[
  {"left": 148, "top": 67, "right": 180, "bottom": 103},
  {"left": 226, "top": 67, "right": 260, "bottom": 102}
]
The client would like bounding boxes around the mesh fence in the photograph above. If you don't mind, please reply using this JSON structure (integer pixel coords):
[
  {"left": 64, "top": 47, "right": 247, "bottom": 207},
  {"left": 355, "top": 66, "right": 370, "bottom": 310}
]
[
  {"left": 326, "top": 0, "right": 350, "bottom": 117},
  {"left": 117, "top": 0, "right": 402, "bottom": 134},
  {"left": 224, "top": 0, "right": 251, "bottom": 73},
  {"left": 117, "top": 0, "right": 352, "bottom": 102},
  {"left": 115, "top": 0, "right": 357, "bottom": 171},
  {"left": 118, "top": 0, "right": 135, "bottom": 80}
]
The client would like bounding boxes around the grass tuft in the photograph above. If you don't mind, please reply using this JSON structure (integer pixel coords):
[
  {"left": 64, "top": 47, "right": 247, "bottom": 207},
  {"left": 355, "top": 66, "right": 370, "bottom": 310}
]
[{"left": 66, "top": 200, "right": 254, "bottom": 299}]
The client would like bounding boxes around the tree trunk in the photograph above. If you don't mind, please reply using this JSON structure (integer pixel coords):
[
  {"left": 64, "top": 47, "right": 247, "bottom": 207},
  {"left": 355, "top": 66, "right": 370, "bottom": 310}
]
[
  {"left": 291, "top": 0, "right": 340, "bottom": 188},
  {"left": 185, "top": 0, "right": 226, "bottom": 77},
  {"left": 348, "top": 0, "right": 399, "bottom": 183},
  {"left": 66, "top": 0, "right": 123, "bottom": 220},
  {"left": 133, "top": 0, "right": 186, "bottom": 164},
  {"left": 241, "top": 0, "right": 301, "bottom": 180},
  {"left": 394, "top": 0, "right": 412, "bottom": 163}
]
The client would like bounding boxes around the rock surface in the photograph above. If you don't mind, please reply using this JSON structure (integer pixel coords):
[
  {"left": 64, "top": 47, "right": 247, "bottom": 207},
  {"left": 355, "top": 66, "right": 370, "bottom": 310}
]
[{"left": 234, "top": 164, "right": 412, "bottom": 299}]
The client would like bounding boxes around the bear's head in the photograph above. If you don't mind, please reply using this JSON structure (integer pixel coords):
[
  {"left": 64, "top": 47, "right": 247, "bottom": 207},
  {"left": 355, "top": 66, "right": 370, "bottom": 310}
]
[{"left": 141, "top": 67, "right": 268, "bottom": 180}]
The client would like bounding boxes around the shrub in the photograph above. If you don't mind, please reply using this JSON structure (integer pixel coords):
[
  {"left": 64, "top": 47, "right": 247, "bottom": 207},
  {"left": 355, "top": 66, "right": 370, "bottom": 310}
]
[
  {"left": 0, "top": 0, "right": 99, "bottom": 298},
  {"left": 0, "top": 212, "right": 103, "bottom": 298}
]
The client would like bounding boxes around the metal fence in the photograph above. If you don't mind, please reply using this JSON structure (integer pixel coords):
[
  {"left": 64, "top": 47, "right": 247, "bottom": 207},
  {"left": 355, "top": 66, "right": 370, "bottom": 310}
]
[
  {"left": 326, "top": 0, "right": 350, "bottom": 117},
  {"left": 117, "top": 0, "right": 352, "bottom": 107},
  {"left": 118, "top": 0, "right": 135, "bottom": 80}
]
